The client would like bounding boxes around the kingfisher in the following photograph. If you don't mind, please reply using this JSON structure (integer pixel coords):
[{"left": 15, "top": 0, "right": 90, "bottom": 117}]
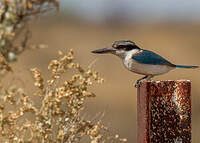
[{"left": 91, "top": 40, "right": 199, "bottom": 87}]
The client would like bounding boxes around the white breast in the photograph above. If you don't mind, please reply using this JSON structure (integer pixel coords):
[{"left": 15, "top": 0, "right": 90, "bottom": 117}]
[{"left": 123, "top": 50, "right": 174, "bottom": 75}]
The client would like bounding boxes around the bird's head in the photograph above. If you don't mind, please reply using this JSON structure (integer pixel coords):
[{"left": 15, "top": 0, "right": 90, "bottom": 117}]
[{"left": 92, "top": 40, "right": 140, "bottom": 58}]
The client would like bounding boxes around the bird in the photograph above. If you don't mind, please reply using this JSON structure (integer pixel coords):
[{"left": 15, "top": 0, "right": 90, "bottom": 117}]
[{"left": 91, "top": 40, "right": 199, "bottom": 88}]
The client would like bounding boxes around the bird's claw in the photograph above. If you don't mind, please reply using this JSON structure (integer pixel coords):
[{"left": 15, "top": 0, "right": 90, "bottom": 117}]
[
  {"left": 134, "top": 80, "right": 142, "bottom": 88},
  {"left": 134, "top": 75, "right": 154, "bottom": 88}
]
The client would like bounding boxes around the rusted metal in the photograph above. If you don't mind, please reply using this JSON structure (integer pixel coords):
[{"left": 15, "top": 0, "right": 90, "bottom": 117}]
[{"left": 137, "top": 80, "right": 191, "bottom": 143}]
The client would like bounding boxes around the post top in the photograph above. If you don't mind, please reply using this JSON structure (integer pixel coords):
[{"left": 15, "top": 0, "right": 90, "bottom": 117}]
[{"left": 142, "top": 79, "right": 191, "bottom": 83}]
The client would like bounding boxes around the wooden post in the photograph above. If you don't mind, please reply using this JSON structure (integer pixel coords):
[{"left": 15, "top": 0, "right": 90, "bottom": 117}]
[{"left": 137, "top": 80, "right": 191, "bottom": 143}]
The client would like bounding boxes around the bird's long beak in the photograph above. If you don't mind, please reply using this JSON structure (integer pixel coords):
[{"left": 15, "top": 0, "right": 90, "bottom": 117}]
[{"left": 91, "top": 48, "right": 115, "bottom": 54}]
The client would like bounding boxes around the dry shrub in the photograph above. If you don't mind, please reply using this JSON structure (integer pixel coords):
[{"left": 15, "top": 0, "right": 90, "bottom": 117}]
[{"left": 0, "top": 50, "right": 127, "bottom": 143}]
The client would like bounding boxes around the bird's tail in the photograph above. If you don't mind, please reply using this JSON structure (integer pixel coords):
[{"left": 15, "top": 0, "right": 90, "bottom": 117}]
[{"left": 175, "top": 65, "right": 199, "bottom": 69}]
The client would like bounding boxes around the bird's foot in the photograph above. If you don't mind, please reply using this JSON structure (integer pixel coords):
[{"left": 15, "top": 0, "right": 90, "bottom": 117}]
[
  {"left": 134, "top": 79, "right": 145, "bottom": 88},
  {"left": 134, "top": 80, "right": 141, "bottom": 88},
  {"left": 134, "top": 75, "right": 154, "bottom": 88}
]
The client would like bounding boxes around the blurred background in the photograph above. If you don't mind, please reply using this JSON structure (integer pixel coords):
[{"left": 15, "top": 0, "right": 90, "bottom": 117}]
[{"left": 10, "top": 0, "right": 200, "bottom": 142}]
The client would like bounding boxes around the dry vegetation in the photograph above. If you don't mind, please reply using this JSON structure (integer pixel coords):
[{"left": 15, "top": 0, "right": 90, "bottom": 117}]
[
  {"left": 0, "top": 0, "right": 127, "bottom": 142},
  {"left": 0, "top": 0, "right": 59, "bottom": 62}
]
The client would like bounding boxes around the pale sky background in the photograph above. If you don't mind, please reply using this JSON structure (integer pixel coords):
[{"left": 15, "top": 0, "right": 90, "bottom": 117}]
[{"left": 60, "top": 0, "right": 200, "bottom": 22}]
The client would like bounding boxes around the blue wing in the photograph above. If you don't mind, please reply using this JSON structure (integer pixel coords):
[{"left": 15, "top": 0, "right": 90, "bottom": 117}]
[{"left": 133, "top": 50, "right": 174, "bottom": 66}]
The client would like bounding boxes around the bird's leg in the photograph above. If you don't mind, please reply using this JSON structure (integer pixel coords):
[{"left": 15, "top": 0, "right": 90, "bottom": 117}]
[
  {"left": 134, "top": 75, "right": 148, "bottom": 88},
  {"left": 134, "top": 75, "right": 154, "bottom": 88}
]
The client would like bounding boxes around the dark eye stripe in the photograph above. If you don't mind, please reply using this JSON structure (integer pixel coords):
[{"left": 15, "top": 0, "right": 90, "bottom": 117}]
[
  {"left": 115, "top": 45, "right": 139, "bottom": 51},
  {"left": 125, "top": 45, "right": 135, "bottom": 51}
]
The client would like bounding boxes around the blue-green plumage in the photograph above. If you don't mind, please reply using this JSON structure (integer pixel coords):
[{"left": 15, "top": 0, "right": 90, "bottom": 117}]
[
  {"left": 133, "top": 50, "right": 174, "bottom": 66},
  {"left": 175, "top": 65, "right": 199, "bottom": 68},
  {"left": 133, "top": 50, "right": 199, "bottom": 68}
]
